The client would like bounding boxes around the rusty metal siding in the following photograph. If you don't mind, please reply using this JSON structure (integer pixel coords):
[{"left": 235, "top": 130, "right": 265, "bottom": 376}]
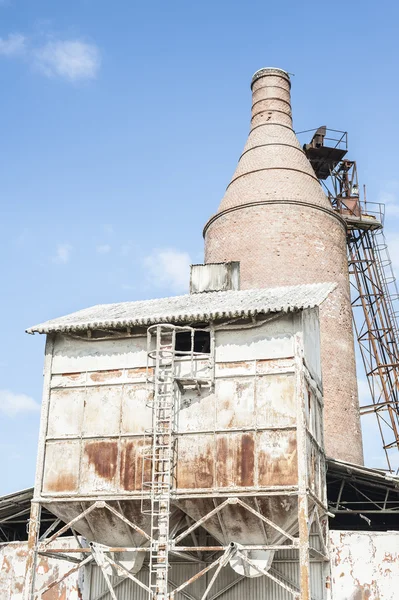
[
  {"left": 330, "top": 531, "right": 399, "bottom": 599},
  {"left": 0, "top": 538, "right": 82, "bottom": 600},
  {"left": 41, "top": 314, "right": 314, "bottom": 499}
]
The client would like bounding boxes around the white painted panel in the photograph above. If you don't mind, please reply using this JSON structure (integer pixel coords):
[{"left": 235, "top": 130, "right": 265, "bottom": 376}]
[
  {"left": 216, "top": 377, "right": 255, "bottom": 429},
  {"left": 330, "top": 530, "right": 399, "bottom": 600},
  {"left": 215, "top": 317, "right": 296, "bottom": 363},
  {"left": 47, "top": 388, "right": 85, "bottom": 437},
  {"left": 42, "top": 440, "right": 80, "bottom": 493},
  {"left": 121, "top": 384, "right": 152, "bottom": 434},
  {"left": 256, "top": 373, "right": 296, "bottom": 427},
  {"left": 52, "top": 334, "right": 147, "bottom": 374},
  {"left": 82, "top": 385, "right": 122, "bottom": 437},
  {"left": 177, "top": 388, "right": 216, "bottom": 432}
]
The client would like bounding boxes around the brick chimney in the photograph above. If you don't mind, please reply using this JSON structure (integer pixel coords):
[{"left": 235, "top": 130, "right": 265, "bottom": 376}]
[{"left": 204, "top": 68, "right": 363, "bottom": 464}]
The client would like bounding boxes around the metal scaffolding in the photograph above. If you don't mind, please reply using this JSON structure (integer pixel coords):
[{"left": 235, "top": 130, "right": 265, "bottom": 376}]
[{"left": 304, "top": 132, "right": 399, "bottom": 471}]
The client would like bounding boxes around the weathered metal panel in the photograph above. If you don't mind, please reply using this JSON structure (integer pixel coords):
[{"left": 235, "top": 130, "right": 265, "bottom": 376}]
[
  {"left": 42, "top": 440, "right": 80, "bottom": 493},
  {"left": 330, "top": 531, "right": 399, "bottom": 600},
  {"left": 301, "top": 307, "right": 322, "bottom": 386},
  {"left": 47, "top": 387, "right": 85, "bottom": 437},
  {"left": 190, "top": 261, "right": 240, "bottom": 293},
  {"left": 176, "top": 429, "right": 297, "bottom": 491},
  {"left": 80, "top": 439, "right": 119, "bottom": 493},
  {"left": 257, "top": 430, "right": 298, "bottom": 487},
  {"left": 215, "top": 315, "right": 298, "bottom": 362},
  {"left": 256, "top": 373, "right": 296, "bottom": 427},
  {"left": 216, "top": 377, "right": 255, "bottom": 429},
  {"left": 121, "top": 385, "right": 152, "bottom": 434},
  {"left": 0, "top": 538, "right": 82, "bottom": 600},
  {"left": 51, "top": 334, "right": 148, "bottom": 374},
  {"left": 82, "top": 386, "right": 122, "bottom": 437}
]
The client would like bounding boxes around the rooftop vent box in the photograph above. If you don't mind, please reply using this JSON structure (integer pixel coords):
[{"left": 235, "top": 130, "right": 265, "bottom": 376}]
[{"left": 190, "top": 262, "right": 240, "bottom": 294}]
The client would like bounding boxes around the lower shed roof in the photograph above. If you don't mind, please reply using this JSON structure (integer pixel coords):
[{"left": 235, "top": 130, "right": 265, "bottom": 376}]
[{"left": 27, "top": 282, "right": 335, "bottom": 334}]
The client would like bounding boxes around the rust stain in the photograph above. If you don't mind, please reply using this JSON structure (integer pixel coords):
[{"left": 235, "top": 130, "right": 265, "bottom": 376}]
[
  {"left": 215, "top": 433, "right": 254, "bottom": 488},
  {"left": 90, "top": 369, "right": 122, "bottom": 382},
  {"left": 43, "top": 585, "right": 67, "bottom": 600},
  {"left": 240, "top": 433, "right": 255, "bottom": 487},
  {"left": 61, "top": 372, "right": 81, "bottom": 380},
  {"left": 177, "top": 438, "right": 214, "bottom": 489},
  {"left": 127, "top": 367, "right": 150, "bottom": 378},
  {"left": 85, "top": 441, "right": 118, "bottom": 480},
  {"left": 120, "top": 440, "right": 136, "bottom": 491},
  {"left": 1, "top": 556, "right": 11, "bottom": 573},
  {"left": 383, "top": 552, "right": 395, "bottom": 562},
  {"left": 45, "top": 472, "right": 77, "bottom": 493},
  {"left": 216, "top": 436, "right": 229, "bottom": 488},
  {"left": 258, "top": 432, "right": 298, "bottom": 486},
  {"left": 119, "top": 439, "right": 150, "bottom": 491},
  {"left": 38, "top": 556, "right": 50, "bottom": 574},
  {"left": 256, "top": 357, "right": 294, "bottom": 372},
  {"left": 218, "top": 361, "right": 251, "bottom": 370}
]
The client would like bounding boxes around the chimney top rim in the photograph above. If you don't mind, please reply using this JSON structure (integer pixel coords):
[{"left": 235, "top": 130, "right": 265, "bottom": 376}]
[{"left": 251, "top": 68, "right": 291, "bottom": 88}]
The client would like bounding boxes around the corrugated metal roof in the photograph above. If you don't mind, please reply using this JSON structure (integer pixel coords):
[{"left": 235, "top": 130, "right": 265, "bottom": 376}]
[{"left": 26, "top": 283, "right": 335, "bottom": 335}]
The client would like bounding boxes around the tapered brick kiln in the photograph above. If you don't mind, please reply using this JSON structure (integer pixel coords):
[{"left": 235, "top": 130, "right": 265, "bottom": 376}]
[{"left": 204, "top": 68, "right": 363, "bottom": 465}]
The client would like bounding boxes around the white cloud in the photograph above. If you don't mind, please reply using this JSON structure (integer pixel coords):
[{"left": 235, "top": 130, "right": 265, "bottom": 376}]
[
  {"left": 0, "top": 33, "right": 26, "bottom": 56},
  {"left": 0, "top": 389, "right": 40, "bottom": 417},
  {"left": 0, "top": 32, "right": 100, "bottom": 82},
  {"left": 96, "top": 244, "right": 111, "bottom": 254},
  {"left": 34, "top": 40, "right": 101, "bottom": 81},
  {"left": 144, "top": 248, "right": 191, "bottom": 293},
  {"left": 52, "top": 243, "right": 72, "bottom": 264}
]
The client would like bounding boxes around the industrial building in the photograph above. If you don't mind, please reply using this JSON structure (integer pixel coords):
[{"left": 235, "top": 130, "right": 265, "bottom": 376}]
[{"left": 1, "top": 67, "right": 399, "bottom": 599}]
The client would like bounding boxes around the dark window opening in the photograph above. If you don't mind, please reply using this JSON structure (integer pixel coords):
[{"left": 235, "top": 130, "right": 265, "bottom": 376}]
[{"left": 175, "top": 330, "right": 210, "bottom": 354}]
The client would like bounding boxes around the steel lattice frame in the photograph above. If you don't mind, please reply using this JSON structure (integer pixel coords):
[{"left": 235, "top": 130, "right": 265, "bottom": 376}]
[
  {"left": 348, "top": 227, "right": 399, "bottom": 471},
  {"left": 312, "top": 146, "right": 399, "bottom": 472}
]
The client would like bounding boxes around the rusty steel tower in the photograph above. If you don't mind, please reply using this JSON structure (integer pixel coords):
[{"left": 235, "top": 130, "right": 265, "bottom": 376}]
[
  {"left": 303, "top": 128, "right": 399, "bottom": 472},
  {"left": 204, "top": 68, "right": 363, "bottom": 465}
]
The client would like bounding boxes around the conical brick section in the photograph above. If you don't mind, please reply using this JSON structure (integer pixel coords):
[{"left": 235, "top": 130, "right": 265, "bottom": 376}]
[
  {"left": 217, "top": 68, "right": 330, "bottom": 213},
  {"left": 204, "top": 68, "right": 363, "bottom": 465}
]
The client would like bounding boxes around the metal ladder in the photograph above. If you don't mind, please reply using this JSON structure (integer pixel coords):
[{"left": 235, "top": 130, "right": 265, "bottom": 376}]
[{"left": 143, "top": 324, "right": 177, "bottom": 600}]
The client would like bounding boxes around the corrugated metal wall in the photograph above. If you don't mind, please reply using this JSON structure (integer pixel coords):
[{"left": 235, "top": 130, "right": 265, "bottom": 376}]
[{"left": 86, "top": 550, "right": 325, "bottom": 600}]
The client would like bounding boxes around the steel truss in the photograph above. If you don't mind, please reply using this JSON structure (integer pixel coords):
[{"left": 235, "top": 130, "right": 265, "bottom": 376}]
[
  {"left": 326, "top": 158, "right": 399, "bottom": 471},
  {"left": 23, "top": 494, "right": 329, "bottom": 600},
  {"left": 303, "top": 130, "right": 399, "bottom": 472},
  {"left": 348, "top": 227, "right": 399, "bottom": 470}
]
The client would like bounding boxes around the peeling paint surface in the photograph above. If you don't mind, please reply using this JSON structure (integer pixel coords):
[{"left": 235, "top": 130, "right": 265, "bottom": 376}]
[
  {"left": 0, "top": 538, "right": 82, "bottom": 600},
  {"left": 330, "top": 531, "right": 399, "bottom": 599}
]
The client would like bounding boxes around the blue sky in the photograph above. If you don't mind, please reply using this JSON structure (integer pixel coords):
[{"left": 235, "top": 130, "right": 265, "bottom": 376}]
[{"left": 1, "top": 0, "right": 399, "bottom": 494}]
